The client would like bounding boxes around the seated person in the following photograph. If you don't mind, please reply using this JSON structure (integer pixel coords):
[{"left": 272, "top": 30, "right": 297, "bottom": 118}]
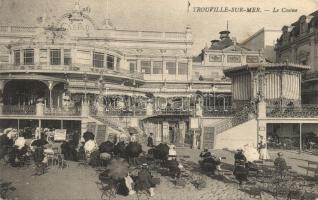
[
  {"left": 200, "top": 148, "right": 212, "bottom": 159},
  {"left": 200, "top": 153, "right": 221, "bottom": 174},
  {"left": 116, "top": 173, "right": 136, "bottom": 196},
  {"left": 135, "top": 163, "right": 155, "bottom": 197},
  {"left": 166, "top": 158, "right": 182, "bottom": 178},
  {"left": 234, "top": 148, "right": 247, "bottom": 166},
  {"left": 233, "top": 149, "right": 248, "bottom": 185},
  {"left": 274, "top": 152, "right": 288, "bottom": 178},
  {"left": 168, "top": 145, "right": 177, "bottom": 160}
]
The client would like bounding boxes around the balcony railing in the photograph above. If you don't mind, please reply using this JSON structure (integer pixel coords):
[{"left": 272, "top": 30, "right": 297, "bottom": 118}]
[
  {"left": 266, "top": 105, "right": 318, "bottom": 118},
  {"left": 0, "top": 63, "right": 144, "bottom": 80},
  {"left": 202, "top": 106, "right": 235, "bottom": 117},
  {"left": 44, "top": 107, "right": 81, "bottom": 116},
  {"left": 2, "top": 105, "right": 36, "bottom": 115}
]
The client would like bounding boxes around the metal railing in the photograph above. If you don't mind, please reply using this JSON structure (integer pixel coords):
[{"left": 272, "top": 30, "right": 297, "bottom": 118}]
[
  {"left": 202, "top": 106, "right": 235, "bottom": 117},
  {"left": 2, "top": 105, "right": 36, "bottom": 115},
  {"left": 44, "top": 107, "right": 81, "bottom": 116},
  {"left": 0, "top": 63, "right": 144, "bottom": 80},
  {"left": 214, "top": 105, "right": 256, "bottom": 135},
  {"left": 266, "top": 104, "right": 318, "bottom": 118}
]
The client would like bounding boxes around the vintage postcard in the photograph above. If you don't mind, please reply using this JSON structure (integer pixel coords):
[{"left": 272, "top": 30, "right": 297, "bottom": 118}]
[{"left": 0, "top": 0, "right": 317, "bottom": 199}]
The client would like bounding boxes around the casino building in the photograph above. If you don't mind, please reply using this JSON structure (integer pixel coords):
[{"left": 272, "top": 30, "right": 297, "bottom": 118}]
[{"left": 0, "top": 1, "right": 274, "bottom": 149}]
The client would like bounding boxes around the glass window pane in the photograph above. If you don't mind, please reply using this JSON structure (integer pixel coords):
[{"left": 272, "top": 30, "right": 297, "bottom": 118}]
[
  {"left": 153, "top": 61, "right": 162, "bottom": 74},
  {"left": 64, "top": 49, "right": 72, "bottom": 65},
  {"left": 116, "top": 57, "right": 121, "bottom": 70},
  {"left": 178, "top": 63, "right": 188, "bottom": 75},
  {"left": 107, "top": 54, "right": 114, "bottom": 70},
  {"left": 23, "top": 49, "right": 34, "bottom": 65},
  {"left": 128, "top": 60, "right": 136, "bottom": 73},
  {"left": 141, "top": 61, "right": 151, "bottom": 74},
  {"left": 166, "top": 62, "right": 176, "bottom": 75},
  {"left": 93, "top": 52, "right": 104, "bottom": 68},
  {"left": 50, "top": 49, "right": 61, "bottom": 65}
]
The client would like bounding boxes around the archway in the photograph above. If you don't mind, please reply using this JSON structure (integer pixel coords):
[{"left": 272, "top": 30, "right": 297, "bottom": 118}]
[{"left": 3, "top": 80, "right": 48, "bottom": 105}]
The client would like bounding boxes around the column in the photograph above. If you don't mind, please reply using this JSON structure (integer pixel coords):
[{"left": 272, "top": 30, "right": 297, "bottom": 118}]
[
  {"left": 48, "top": 81, "right": 54, "bottom": 109},
  {"left": 162, "top": 121, "right": 169, "bottom": 143},
  {"left": 0, "top": 80, "right": 4, "bottom": 114},
  {"left": 299, "top": 123, "right": 302, "bottom": 153},
  {"left": 61, "top": 48, "right": 65, "bottom": 65},
  {"left": 81, "top": 101, "right": 90, "bottom": 117},
  {"left": 187, "top": 57, "right": 192, "bottom": 81},
  {"left": 192, "top": 130, "right": 197, "bottom": 149},
  {"left": 179, "top": 121, "right": 186, "bottom": 146}
]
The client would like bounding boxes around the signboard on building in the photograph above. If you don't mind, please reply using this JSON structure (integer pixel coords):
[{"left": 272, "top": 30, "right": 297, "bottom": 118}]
[
  {"left": 54, "top": 129, "right": 67, "bottom": 141},
  {"left": 203, "top": 127, "right": 214, "bottom": 149},
  {"left": 190, "top": 117, "right": 199, "bottom": 129}
]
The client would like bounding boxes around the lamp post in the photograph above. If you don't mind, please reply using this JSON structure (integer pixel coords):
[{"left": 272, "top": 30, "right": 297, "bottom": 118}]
[{"left": 83, "top": 73, "right": 88, "bottom": 103}]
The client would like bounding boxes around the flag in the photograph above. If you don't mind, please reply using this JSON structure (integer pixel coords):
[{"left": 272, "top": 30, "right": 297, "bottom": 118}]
[{"left": 187, "top": 1, "right": 191, "bottom": 13}]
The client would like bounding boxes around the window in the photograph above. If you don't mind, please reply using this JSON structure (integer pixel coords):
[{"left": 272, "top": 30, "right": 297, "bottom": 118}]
[
  {"left": 23, "top": 49, "right": 34, "bottom": 65},
  {"left": 107, "top": 54, "right": 114, "bottom": 70},
  {"left": 116, "top": 57, "right": 121, "bottom": 70},
  {"left": 153, "top": 61, "right": 162, "bottom": 74},
  {"left": 64, "top": 49, "right": 72, "bottom": 65},
  {"left": 166, "top": 62, "right": 176, "bottom": 75},
  {"left": 14, "top": 50, "right": 20, "bottom": 65},
  {"left": 93, "top": 52, "right": 104, "bottom": 68},
  {"left": 178, "top": 63, "right": 188, "bottom": 75},
  {"left": 50, "top": 49, "right": 61, "bottom": 65},
  {"left": 128, "top": 60, "right": 137, "bottom": 73},
  {"left": 141, "top": 61, "right": 151, "bottom": 74}
]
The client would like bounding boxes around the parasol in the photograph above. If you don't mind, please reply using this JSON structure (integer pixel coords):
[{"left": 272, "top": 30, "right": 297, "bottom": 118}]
[
  {"left": 84, "top": 140, "right": 97, "bottom": 153},
  {"left": 106, "top": 158, "right": 129, "bottom": 180},
  {"left": 99, "top": 141, "right": 114, "bottom": 153},
  {"left": 83, "top": 131, "right": 95, "bottom": 142},
  {"left": 31, "top": 139, "right": 48, "bottom": 147},
  {"left": 125, "top": 142, "right": 142, "bottom": 158},
  {"left": 128, "top": 127, "right": 138, "bottom": 135},
  {"left": 155, "top": 143, "right": 169, "bottom": 160}
]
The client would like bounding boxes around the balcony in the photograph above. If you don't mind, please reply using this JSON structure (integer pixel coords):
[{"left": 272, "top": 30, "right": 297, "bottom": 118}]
[
  {"left": 0, "top": 105, "right": 81, "bottom": 117},
  {"left": 0, "top": 63, "right": 144, "bottom": 80},
  {"left": 2, "top": 105, "right": 36, "bottom": 115},
  {"left": 266, "top": 105, "right": 318, "bottom": 118}
]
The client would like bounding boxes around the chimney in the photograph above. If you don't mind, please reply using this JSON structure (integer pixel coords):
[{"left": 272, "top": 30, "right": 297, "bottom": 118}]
[
  {"left": 219, "top": 30, "right": 230, "bottom": 40},
  {"left": 211, "top": 40, "right": 219, "bottom": 46}
]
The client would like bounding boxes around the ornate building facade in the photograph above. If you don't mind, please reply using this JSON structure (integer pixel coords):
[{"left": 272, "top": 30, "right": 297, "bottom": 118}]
[{"left": 0, "top": 1, "right": 237, "bottom": 147}]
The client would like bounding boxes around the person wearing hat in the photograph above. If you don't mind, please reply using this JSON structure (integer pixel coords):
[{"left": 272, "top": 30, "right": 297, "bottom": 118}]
[
  {"left": 147, "top": 133, "right": 154, "bottom": 147},
  {"left": 135, "top": 163, "right": 155, "bottom": 197},
  {"left": 168, "top": 145, "right": 177, "bottom": 160},
  {"left": 274, "top": 152, "right": 288, "bottom": 178},
  {"left": 233, "top": 148, "right": 248, "bottom": 185}
]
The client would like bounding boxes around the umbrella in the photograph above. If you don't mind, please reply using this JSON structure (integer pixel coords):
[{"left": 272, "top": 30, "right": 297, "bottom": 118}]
[
  {"left": 155, "top": 143, "right": 169, "bottom": 160},
  {"left": 31, "top": 139, "right": 48, "bottom": 147},
  {"left": 125, "top": 142, "right": 142, "bottom": 158},
  {"left": 106, "top": 158, "right": 129, "bottom": 180},
  {"left": 128, "top": 127, "right": 138, "bottom": 135},
  {"left": 83, "top": 131, "right": 95, "bottom": 142},
  {"left": 99, "top": 141, "right": 114, "bottom": 153}
]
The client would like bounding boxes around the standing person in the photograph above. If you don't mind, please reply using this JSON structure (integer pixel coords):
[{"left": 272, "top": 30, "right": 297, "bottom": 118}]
[
  {"left": 233, "top": 149, "right": 248, "bottom": 185},
  {"left": 274, "top": 152, "right": 288, "bottom": 178},
  {"left": 147, "top": 133, "right": 154, "bottom": 147},
  {"left": 259, "top": 137, "right": 270, "bottom": 160}
]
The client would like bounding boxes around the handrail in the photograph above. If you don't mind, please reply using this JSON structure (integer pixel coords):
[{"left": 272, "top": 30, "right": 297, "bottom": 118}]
[
  {"left": 213, "top": 105, "right": 256, "bottom": 135},
  {"left": 2, "top": 105, "right": 36, "bottom": 115},
  {"left": 0, "top": 63, "right": 144, "bottom": 80},
  {"left": 44, "top": 107, "right": 81, "bottom": 116},
  {"left": 266, "top": 104, "right": 318, "bottom": 118}
]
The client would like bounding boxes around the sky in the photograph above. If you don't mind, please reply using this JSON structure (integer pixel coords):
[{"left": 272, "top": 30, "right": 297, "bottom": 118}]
[{"left": 0, "top": 0, "right": 317, "bottom": 54}]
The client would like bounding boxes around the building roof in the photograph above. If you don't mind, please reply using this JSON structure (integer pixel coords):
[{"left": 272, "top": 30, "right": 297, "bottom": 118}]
[{"left": 223, "top": 63, "right": 311, "bottom": 77}]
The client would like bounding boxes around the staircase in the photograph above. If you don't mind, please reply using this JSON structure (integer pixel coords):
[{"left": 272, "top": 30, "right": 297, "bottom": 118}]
[
  {"left": 90, "top": 115, "right": 126, "bottom": 134},
  {"left": 213, "top": 105, "right": 256, "bottom": 135}
]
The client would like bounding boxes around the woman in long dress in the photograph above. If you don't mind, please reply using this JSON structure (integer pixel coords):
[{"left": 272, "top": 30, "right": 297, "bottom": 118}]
[{"left": 259, "top": 139, "right": 270, "bottom": 160}]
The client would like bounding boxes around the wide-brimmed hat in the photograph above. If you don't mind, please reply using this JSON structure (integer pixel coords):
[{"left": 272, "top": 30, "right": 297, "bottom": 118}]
[
  {"left": 237, "top": 148, "right": 243, "bottom": 152},
  {"left": 277, "top": 152, "right": 283, "bottom": 156}
]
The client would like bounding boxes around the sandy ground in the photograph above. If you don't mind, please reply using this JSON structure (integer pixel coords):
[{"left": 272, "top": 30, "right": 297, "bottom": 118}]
[{"left": 0, "top": 148, "right": 317, "bottom": 200}]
